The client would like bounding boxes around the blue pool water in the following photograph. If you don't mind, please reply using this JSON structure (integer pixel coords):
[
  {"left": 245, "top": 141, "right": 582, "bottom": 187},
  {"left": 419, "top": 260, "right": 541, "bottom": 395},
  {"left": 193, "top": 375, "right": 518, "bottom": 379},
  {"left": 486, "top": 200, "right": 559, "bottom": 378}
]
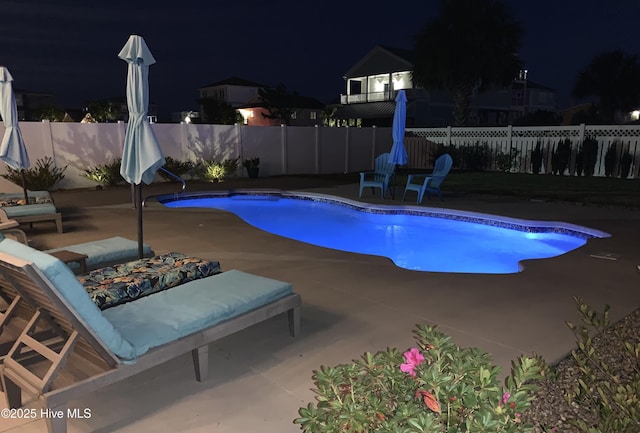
[{"left": 161, "top": 192, "right": 607, "bottom": 274}]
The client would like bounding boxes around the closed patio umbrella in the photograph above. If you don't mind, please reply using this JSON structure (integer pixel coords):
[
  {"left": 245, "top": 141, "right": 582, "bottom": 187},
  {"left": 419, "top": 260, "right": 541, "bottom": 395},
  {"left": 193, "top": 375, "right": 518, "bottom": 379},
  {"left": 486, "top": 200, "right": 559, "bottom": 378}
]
[
  {"left": 0, "top": 66, "right": 30, "bottom": 203},
  {"left": 118, "top": 35, "right": 165, "bottom": 258},
  {"left": 389, "top": 89, "right": 407, "bottom": 198}
]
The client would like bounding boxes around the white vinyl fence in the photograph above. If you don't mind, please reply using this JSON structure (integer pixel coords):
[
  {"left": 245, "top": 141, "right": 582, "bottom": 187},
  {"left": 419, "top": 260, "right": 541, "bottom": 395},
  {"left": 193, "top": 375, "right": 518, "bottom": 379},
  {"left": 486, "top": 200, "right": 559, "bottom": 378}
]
[
  {"left": 0, "top": 121, "right": 392, "bottom": 191},
  {"left": 1, "top": 122, "right": 639, "bottom": 192},
  {"left": 406, "top": 124, "right": 640, "bottom": 178}
]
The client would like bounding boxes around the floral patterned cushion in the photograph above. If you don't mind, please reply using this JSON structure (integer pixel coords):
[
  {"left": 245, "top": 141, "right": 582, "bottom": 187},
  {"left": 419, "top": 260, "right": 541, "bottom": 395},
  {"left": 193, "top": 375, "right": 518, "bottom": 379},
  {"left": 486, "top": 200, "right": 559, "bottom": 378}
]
[
  {"left": 0, "top": 196, "right": 53, "bottom": 207},
  {"left": 78, "top": 252, "right": 221, "bottom": 310}
]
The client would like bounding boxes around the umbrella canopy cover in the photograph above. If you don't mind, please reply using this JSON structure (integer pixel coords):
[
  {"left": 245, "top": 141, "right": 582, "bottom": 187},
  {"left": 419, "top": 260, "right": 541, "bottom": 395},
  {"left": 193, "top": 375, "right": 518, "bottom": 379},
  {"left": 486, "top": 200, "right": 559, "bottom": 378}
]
[
  {"left": 0, "top": 66, "right": 30, "bottom": 170},
  {"left": 118, "top": 35, "right": 164, "bottom": 185},
  {"left": 389, "top": 89, "right": 408, "bottom": 166}
]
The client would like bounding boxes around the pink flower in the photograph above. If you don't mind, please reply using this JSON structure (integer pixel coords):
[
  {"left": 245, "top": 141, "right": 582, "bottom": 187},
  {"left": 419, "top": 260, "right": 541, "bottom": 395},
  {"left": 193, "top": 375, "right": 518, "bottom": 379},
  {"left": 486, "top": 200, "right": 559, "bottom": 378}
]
[
  {"left": 400, "top": 348, "right": 425, "bottom": 377},
  {"left": 502, "top": 392, "right": 510, "bottom": 405}
]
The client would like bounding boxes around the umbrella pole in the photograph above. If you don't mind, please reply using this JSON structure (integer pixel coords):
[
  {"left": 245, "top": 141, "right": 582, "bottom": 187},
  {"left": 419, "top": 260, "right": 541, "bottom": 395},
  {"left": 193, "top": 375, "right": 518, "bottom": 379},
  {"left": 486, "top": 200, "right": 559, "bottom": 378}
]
[
  {"left": 20, "top": 170, "right": 28, "bottom": 204},
  {"left": 136, "top": 184, "right": 144, "bottom": 258}
]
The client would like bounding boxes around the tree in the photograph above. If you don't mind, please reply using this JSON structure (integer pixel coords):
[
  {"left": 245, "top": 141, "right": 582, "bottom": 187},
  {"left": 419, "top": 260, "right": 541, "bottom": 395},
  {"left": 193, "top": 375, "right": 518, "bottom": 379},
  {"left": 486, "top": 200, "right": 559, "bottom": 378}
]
[
  {"left": 322, "top": 105, "right": 337, "bottom": 127},
  {"left": 572, "top": 50, "right": 640, "bottom": 123},
  {"left": 412, "top": 0, "right": 523, "bottom": 126},
  {"left": 86, "top": 100, "right": 119, "bottom": 122},
  {"left": 198, "top": 98, "right": 242, "bottom": 124},
  {"left": 258, "top": 84, "right": 294, "bottom": 125},
  {"left": 35, "top": 105, "right": 65, "bottom": 122}
]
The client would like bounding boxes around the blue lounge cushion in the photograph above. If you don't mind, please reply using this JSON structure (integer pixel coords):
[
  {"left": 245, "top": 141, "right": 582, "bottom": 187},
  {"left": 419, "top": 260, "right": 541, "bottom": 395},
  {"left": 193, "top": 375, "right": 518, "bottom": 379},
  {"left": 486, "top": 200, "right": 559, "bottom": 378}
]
[
  {"left": 0, "top": 238, "right": 137, "bottom": 361},
  {"left": 46, "top": 236, "right": 153, "bottom": 269},
  {"left": 103, "top": 270, "right": 293, "bottom": 356},
  {"left": 1, "top": 203, "right": 58, "bottom": 217}
]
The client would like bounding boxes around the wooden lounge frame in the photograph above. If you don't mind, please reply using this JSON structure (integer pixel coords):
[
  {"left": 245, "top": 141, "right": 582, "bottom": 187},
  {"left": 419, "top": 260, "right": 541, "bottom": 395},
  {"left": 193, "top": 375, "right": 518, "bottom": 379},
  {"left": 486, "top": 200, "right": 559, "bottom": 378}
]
[
  {"left": 0, "top": 252, "right": 301, "bottom": 433},
  {"left": 0, "top": 208, "right": 63, "bottom": 234}
]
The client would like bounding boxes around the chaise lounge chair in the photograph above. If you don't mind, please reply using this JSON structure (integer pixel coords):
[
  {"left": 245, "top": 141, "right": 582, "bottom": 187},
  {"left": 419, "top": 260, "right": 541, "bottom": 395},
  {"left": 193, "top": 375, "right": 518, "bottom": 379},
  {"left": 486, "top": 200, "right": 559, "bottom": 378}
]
[
  {"left": 402, "top": 153, "right": 453, "bottom": 203},
  {"left": 0, "top": 239, "right": 301, "bottom": 433},
  {"left": 0, "top": 191, "right": 63, "bottom": 233},
  {"left": 359, "top": 152, "right": 396, "bottom": 199},
  {"left": 0, "top": 220, "right": 153, "bottom": 272},
  {"left": 0, "top": 218, "right": 28, "bottom": 243}
]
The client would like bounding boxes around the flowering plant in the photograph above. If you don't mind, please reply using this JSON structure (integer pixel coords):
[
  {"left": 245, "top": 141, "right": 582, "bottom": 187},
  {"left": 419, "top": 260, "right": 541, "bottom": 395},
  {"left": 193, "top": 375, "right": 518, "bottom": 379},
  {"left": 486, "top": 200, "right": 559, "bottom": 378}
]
[{"left": 295, "top": 324, "right": 545, "bottom": 432}]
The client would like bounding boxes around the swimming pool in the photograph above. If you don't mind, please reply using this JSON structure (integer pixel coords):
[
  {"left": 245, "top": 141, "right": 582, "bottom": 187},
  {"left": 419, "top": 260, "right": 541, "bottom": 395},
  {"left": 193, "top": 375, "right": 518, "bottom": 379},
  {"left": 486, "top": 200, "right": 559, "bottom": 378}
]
[{"left": 159, "top": 191, "right": 609, "bottom": 274}]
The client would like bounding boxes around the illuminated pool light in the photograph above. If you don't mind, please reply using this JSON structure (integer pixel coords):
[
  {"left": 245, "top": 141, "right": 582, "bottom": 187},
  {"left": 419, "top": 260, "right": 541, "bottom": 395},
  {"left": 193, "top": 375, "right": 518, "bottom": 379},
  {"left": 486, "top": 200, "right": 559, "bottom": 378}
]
[{"left": 159, "top": 191, "right": 609, "bottom": 274}]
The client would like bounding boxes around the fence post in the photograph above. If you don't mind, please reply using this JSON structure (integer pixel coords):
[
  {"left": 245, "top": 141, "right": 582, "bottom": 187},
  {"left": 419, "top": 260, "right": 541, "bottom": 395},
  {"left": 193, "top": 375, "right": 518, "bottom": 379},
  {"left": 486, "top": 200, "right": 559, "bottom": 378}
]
[
  {"left": 281, "top": 124, "right": 287, "bottom": 175},
  {"left": 236, "top": 124, "right": 243, "bottom": 176},
  {"left": 504, "top": 125, "right": 511, "bottom": 172},
  {"left": 40, "top": 119, "right": 55, "bottom": 162},
  {"left": 371, "top": 125, "right": 376, "bottom": 167},
  {"left": 314, "top": 124, "right": 320, "bottom": 174},
  {"left": 578, "top": 123, "right": 586, "bottom": 143},
  {"left": 344, "top": 125, "right": 350, "bottom": 173},
  {"left": 446, "top": 126, "right": 452, "bottom": 146}
]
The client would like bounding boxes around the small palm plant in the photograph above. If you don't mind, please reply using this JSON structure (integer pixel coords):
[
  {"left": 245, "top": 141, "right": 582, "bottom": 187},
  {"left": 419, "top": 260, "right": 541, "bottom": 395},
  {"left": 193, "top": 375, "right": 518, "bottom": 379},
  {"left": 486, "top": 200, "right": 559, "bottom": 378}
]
[{"left": 83, "top": 158, "right": 124, "bottom": 187}]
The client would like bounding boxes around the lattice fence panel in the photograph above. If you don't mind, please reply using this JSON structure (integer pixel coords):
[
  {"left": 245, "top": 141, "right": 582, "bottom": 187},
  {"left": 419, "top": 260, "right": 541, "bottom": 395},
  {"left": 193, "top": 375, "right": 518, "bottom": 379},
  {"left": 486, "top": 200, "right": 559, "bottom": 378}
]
[{"left": 406, "top": 125, "right": 640, "bottom": 178}]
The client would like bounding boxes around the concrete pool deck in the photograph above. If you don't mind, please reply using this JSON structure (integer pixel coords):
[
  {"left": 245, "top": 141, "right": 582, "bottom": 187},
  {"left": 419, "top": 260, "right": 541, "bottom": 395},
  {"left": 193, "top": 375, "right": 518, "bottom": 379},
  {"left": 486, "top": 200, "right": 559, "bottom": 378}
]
[{"left": 3, "top": 176, "right": 640, "bottom": 433}]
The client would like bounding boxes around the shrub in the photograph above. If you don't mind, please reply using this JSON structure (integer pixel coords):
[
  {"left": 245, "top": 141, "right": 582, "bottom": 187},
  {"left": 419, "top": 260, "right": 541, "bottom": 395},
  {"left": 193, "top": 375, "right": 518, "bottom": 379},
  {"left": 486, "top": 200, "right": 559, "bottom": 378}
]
[
  {"left": 531, "top": 140, "right": 544, "bottom": 174},
  {"left": 222, "top": 158, "right": 239, "bottom": 176},
  {"left": 581, "top": 136, "right": 599, "bottom": 177},
  {"left": 460, "top": 141, "right": 491, "bottom": 171},
  {"left": 496, "top": 147, "right": 519, "bottom": 173},
  {"left": 620, "top": 151, "right": 633, "bottom": 179},
  {"left": 565, "top": 297, "right": 640, "bottom": 433},
  {"left": 604, "top": 142, "right": 620, "bottom": 177},
  {"left": 196, "top": 158, "right": 238, "bottom": 182},
  {"left": 551, "top": 138, "right": 572, "bottom": 175},
  {"left": 160, "top": 157, "right": 195, "bottom": 180},
  {"left": 242, "top": 157, "right": 260, "bottom": 169},
  {"left": 295, "top": 324, "right": 544, "bottom": 433},
  {"left": 83, "top": 158, "right": 124, "bottom": 187},
  {"left": 1, "top": 156, "right": 67, "bottom": 190}
]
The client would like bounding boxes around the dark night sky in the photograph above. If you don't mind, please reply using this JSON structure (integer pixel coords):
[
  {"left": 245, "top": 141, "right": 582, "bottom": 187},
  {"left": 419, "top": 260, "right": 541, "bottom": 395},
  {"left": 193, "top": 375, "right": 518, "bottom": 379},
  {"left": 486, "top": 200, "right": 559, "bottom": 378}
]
[{"left": 2, "top": 0, "right": 640, "bottom": 120}]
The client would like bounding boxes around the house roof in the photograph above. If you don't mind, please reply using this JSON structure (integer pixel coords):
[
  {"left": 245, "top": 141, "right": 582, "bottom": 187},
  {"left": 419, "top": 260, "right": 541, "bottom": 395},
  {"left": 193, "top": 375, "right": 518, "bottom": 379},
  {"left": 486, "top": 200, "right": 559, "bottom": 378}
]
[
  {"left": 379, "top": 45, "right": 414, "bottom": 63},
  {"left": 199, "top": 76, "right": 267, "bottom": 89},
  {"left": 343, "top": 45, "right": 414, "bottom": 79}
]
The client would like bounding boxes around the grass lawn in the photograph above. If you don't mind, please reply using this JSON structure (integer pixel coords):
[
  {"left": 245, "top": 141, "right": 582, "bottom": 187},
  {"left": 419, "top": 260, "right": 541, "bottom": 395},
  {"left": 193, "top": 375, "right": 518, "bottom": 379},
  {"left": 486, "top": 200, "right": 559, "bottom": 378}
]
[
  {"left": 441, "top": 172, "right": 640, "bottom": 208},
  {"left": 317, "top": 171, "right": 640, "bottom": 208}
]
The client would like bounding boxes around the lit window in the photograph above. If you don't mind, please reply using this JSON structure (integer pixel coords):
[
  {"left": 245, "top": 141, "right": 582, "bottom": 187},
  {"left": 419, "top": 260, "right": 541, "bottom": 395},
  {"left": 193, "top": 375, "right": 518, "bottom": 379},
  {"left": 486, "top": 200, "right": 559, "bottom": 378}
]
[
  {"left": 310, "top": 112, "right": 317, "bottom": 120},
  {"left": 291, "top": 111, "right": 297, "bottom": 120}
]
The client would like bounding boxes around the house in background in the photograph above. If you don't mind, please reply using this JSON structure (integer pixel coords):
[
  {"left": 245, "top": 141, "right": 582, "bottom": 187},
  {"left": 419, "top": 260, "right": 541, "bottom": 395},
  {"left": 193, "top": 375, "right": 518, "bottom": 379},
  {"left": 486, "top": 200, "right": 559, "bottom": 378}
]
[
  {"left": 237, "top": 94, "right": 324, "bottom": 126},
  {"left": 13, "top": 88, "right": 55, "bottom": 121},
  {"left": 198, "top": 76, "right": 324, "bottom": 126},
  {"left": 334, "top": 45, "right": 558, "bottom": 127},
  {"left": 198, "top": 76, "right": 267, "bottom": 109}
]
